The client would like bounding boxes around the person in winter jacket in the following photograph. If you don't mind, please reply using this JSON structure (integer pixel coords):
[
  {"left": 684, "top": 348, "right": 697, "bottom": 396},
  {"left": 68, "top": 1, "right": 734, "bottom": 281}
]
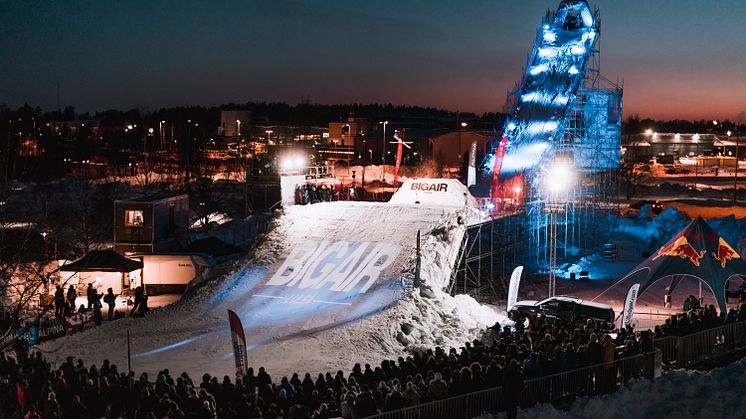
[{"left": 103, "top": 288, "right": 117, "bottom": 320}]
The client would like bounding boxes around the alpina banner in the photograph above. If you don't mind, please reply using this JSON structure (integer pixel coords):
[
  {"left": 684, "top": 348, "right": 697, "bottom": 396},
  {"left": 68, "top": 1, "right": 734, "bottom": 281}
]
[
  {"left": 507, "top": 266, "right": 523, "bottom": 311},
  {"left": 622, "top": 284, "right": 640, "bottom": 329},
  {"left": 268, "top": 240, "right": 401, "bottom": 293}
]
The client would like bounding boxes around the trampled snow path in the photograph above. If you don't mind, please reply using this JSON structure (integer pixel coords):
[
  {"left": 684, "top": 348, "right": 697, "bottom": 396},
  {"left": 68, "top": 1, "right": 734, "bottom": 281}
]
[{"left": 40, "top": 201, "right": 502, "bottom": 379}]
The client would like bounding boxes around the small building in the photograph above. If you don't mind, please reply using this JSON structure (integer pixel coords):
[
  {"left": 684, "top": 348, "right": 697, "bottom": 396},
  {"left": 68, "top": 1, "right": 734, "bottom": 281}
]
[
  {"left": 623, "top": 133, "right": 721, "bottom": 163},
  {"left": 114, "top": 194, "right": 190, "bottom": 255},
  {"left": 429, "top": 131, "right": 493, "bottom": 168},
  {"left": 329, "top": 116, "right": 368, "bottom": 147},
  {"left": 219, "top": 110, "right": 253, "bottom": 137}
]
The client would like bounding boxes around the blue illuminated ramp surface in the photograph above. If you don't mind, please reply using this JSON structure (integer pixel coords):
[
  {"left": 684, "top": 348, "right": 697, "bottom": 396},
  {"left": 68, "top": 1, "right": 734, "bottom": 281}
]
[{"left": 483, "top": 0, "right": 597, "bottom": 175}]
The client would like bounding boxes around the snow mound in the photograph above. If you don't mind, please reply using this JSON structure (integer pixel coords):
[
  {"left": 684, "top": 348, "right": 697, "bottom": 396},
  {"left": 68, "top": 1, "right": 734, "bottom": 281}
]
[
  {"left": 520, "top": 357, "right": 746, "bottom": 419},
  {"left": 41, "top": 201, "right": 503, "bottom": 378}
]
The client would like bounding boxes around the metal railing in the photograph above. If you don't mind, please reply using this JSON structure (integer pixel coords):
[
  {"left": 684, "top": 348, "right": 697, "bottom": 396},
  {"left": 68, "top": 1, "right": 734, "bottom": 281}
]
[
  {"left": 671, "top": 320, "right": 746, "bottom": 367},
  {"left": 366, "top": 322, "right": 746, "bottom": 419},
  {"left": 364, "top": 351, "right": 657, "bottom": 419}
]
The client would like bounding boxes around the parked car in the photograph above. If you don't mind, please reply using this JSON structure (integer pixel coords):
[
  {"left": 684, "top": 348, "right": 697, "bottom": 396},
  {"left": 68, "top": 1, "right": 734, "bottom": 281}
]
[
  {"left": 629, "top": 200, "right": 664, "bottom": 214},
  {"left": 508, "top": 296, "right": 615, "bottom": 326}
]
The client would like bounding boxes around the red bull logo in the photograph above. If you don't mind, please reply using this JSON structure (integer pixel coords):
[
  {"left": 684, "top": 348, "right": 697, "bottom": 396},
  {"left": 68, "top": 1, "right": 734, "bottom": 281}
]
[
  {"left": 653, "top": 236, "right": 706, "bottom": 267},
  {"left": 713, "top": 237, "right": 740, "bottom": 268}
]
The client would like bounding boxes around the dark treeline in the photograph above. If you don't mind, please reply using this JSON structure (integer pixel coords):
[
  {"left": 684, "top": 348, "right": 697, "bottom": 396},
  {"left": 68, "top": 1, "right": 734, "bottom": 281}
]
[
  {"left": 623, "top": 115, "right": 746, "bottom": 135},
  {"left": 1, "top": 102, "right": 500, "bottom": 130}
]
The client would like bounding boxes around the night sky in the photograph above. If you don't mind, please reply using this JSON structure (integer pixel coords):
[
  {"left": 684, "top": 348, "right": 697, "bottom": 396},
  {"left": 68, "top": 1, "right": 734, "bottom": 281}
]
[{"left": 2, "top": 0, "right": 745, "bottom": 121}]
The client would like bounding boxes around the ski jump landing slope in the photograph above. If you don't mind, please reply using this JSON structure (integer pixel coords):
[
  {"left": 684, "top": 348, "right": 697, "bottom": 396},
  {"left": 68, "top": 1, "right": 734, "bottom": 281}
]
[{"left": 43, "top": 181, "right": 500, "bottom": 378}]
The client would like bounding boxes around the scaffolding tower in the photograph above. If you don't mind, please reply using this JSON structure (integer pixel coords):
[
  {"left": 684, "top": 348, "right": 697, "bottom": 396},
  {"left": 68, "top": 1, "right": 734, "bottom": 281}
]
[{"left": 481, "top": 1, "right": 623, "bottom": 271}]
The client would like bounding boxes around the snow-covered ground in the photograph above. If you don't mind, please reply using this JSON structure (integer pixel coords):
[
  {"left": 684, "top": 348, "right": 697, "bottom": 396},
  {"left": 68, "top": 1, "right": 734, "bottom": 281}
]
[
  {"left": 40, "top": 199, "right": 503, "bottom": 378},
  {"left": 512, "top": 357, "right": 746, "bottom": 419}
]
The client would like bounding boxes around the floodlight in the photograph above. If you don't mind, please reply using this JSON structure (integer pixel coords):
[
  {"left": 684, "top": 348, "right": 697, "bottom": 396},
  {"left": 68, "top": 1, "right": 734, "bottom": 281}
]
[{"left": 546, "top": 161, "right": 574, "bottom": 194}]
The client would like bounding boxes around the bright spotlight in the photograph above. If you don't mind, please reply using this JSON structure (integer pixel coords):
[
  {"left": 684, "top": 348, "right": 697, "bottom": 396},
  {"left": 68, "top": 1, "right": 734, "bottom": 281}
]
[
  {"left": 514, "top": 186, "right": 522, "bottom": 194},
  {"left": 280, "top": 157, "right": 292, "bottom": 171},
  {"left": 644, "top": 129, "right": 653, "bottom": 136},
  {"left": 294, "top": 155, "right": 306, "bottom": 168},
  {"left": 546, "top": 161, "right": 574, "bottom": 194}
]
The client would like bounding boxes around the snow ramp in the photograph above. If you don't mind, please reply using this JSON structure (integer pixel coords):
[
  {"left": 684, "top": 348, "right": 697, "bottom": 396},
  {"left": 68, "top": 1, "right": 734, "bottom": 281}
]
[{"left": 43, "top": 194, "right": 500, "bottom": 377}]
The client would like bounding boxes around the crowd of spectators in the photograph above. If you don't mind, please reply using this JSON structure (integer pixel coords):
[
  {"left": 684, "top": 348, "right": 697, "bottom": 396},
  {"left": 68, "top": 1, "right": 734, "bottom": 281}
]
[
  {"left": 0, "top": 310, "right": 665, "bottom": 419},
  {"left": 4, "top": 303, "right": 746, "bottom": 418},
  {"left": 652, "top": 301, "right": 746, "bottom": 338}
]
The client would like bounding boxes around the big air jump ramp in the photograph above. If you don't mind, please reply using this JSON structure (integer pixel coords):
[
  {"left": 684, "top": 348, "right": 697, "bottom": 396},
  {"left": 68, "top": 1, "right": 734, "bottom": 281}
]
[{"left": 42, "top": 179, "right": 495, "bottom": 378}]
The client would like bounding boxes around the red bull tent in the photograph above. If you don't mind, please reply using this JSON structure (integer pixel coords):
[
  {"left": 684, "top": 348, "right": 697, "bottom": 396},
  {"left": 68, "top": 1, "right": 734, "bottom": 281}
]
[{"left": 603, "top": 216, "right": 746, "bottom": 314}]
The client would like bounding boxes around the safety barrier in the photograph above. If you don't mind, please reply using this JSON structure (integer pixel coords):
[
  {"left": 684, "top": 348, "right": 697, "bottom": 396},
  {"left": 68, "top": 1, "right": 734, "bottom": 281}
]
[
  {"left": 364, "top": 351, "right": 657, "bottom": 419},
  {"left": 668, "top": 320, "right": 746, "bottom": 367}
]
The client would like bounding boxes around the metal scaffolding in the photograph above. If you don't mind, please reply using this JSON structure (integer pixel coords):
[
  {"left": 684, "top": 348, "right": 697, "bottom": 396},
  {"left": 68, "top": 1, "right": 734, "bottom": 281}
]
[
  {"left": 482, "top": 1, "right": 623, "bottom": 270},
  {"left": 448, "top": 213, "right": 523, "bottom": 301}
]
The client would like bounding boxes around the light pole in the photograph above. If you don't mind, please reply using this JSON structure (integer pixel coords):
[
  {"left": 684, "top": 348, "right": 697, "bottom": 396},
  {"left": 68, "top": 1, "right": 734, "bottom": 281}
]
[
  {"left": 266, "top": 130, "right": 273, "bottom": 143},
  {"left": 693, "top": 133, "right": 700, "bottom": 177},
  {"left": 380, "top": 121, "right": 388, "bottom": 164},
  {"left": 159, "top": 120, "right": 165, "bottom": 151},
  {"left": 543, "top": 160, "right": 574, "bottom": 298},
  {"left": 236, "top": 120, "right": 241, "bottom": 137},
  {"left": 459, "top": 121, "right": 467, "bottom": 162},
  {"left": 732, "top": 131, "right": 738, "bottom": 205}
]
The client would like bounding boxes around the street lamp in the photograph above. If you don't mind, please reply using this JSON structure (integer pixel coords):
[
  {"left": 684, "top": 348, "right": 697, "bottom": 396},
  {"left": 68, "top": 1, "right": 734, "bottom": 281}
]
[
  {"left": 266, "top": 130, "right": 273, "bottom": 143},
  {"left": 159, "top": 120, "right": 165, "bottom": 151},
  {"left": 459, "top": 121, "right": 467, "bottom": 162},
  {"left": 543, "top": 160, "right": 574, "bottom": 298},
  {"left": 379, "top": 121, "right": 389, "bottom": 165},
  {"left": 733, "top": 131, "right": 739, "bottom": 206},
  {"left": 236, "top": 120, "right": 241, "bottom": 137}
]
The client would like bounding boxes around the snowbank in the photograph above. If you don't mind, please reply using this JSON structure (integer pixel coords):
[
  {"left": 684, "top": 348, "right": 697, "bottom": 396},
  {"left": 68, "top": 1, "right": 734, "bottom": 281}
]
[{"left": 515, "top": 357, "right": 746, "bottom": 419}]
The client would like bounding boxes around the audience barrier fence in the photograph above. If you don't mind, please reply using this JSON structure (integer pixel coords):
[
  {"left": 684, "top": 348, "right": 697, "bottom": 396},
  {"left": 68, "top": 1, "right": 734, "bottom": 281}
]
[
  {"left": 366, "top": 321, "right": 746, "bottom": 419},
  {"left": 364, "top": 351, "right": 658, "bottom": 419}
]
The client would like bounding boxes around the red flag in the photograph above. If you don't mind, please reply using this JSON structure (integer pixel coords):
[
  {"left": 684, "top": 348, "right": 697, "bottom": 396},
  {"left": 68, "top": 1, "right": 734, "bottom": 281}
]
[
  {"left": 490, "top": 136, "right": 509, "bottom": 202},
  {"left": 393, "top": 142, "right": 403, "bottom": 185},
  {"left": 227, "top": 309, "right": 249, "bottom": 380}
]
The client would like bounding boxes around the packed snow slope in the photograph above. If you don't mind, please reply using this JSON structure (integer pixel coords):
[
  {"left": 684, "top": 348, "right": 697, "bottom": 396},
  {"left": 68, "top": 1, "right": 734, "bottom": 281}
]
[
  {"left": 41, "top": 200, "right": 501, "bottom": 378},
  {"left": 517, "top": 357, "right": 746, "bottom": 419}
]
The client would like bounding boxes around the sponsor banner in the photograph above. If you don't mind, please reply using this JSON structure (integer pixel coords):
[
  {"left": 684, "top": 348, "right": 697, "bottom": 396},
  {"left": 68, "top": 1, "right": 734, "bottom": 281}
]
[
  {"left": 0, "top": 325, "right": 39, "bottom": 349},
  {"left": 467, "top": 141, "right": 477, "bottom": 187},
  {"left": 393, "top": 142, "right": 403, "bottom": 185},
  {"left": 507, "top": 266, "right": 523, "bottom": 311},
  {"left": 268, "top": 240, "right": 401, "bottom": 294},
  {"left": 66, "top": 312, "right": 94, "bottom": 328},
  {"left": 37, "top": 318, "right": 67, "bottom": 342},
  {"left": 228, "top": 309, "right": 249, "bottom": 380},
  {"left": 414, "top": 230, "right": 421, "bottom": 288},
  {"left": 622, "top": 283, "right": 640, "bottom": 329},
  {"left": 490, "top": 136, "right": 509, "bottom": 201}
]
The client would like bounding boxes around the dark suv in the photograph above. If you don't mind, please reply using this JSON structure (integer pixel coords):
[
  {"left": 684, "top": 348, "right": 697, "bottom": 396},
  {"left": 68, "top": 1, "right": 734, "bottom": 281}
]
[{"left": 508, "top": 296, "right": 615, "bottom": 326}]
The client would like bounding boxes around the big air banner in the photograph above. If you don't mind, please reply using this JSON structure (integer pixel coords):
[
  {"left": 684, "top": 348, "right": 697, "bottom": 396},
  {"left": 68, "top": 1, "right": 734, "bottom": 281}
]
[
  {"left": 228, "top": 309, "right": 249, "bottom": 380},
  {"left": 507, "top": 266, "right": 523, "bottom": 311},
  {"left": 622, "top": 284, "right": 640, "bottom": 329}
]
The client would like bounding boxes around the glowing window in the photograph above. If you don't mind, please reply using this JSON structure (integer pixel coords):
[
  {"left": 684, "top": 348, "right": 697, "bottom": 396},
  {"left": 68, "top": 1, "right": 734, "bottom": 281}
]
[{"left": 125, "top": 210, "right": 144, "bottom": 226}]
